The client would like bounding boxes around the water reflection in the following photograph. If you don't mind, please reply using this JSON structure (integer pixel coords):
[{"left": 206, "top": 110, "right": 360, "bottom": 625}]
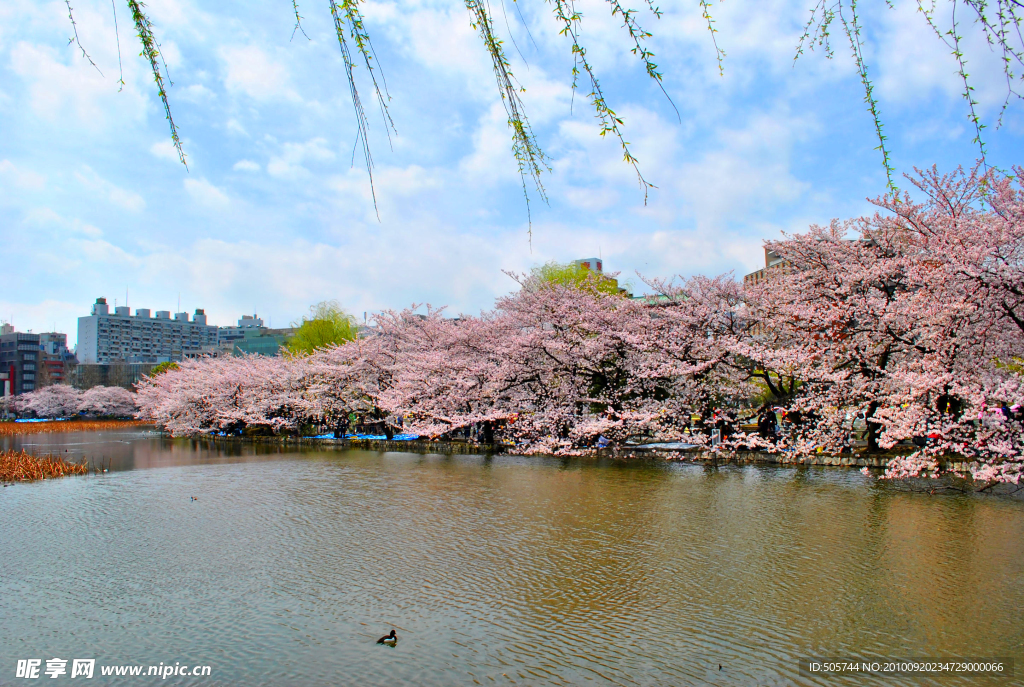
[
  {"left": 1, "top": 431, "right": 1021, "bottom": 685},
  {"left": 3, "top": 430, "right": 311, "bottom": 472}
]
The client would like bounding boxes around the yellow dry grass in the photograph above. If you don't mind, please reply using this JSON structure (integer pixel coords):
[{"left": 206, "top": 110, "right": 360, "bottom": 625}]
[
  {"left": 0, "top": 449, "right": 90, "bottom": 481},
  {"left": 0, "top": 420, "right": 149, "bottom": 436}
]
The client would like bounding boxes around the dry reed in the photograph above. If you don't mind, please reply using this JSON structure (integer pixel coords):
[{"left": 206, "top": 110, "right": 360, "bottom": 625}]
[
  {"left": 0, "top": 449, "right": 90, "bottom": 481},
  {"left": 0, "top": 420, "right": 149, "bottom": 436}
]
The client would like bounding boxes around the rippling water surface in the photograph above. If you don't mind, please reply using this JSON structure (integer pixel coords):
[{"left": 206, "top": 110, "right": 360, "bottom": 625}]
[{"left": 2, "top": 430, "right": 1023, "bottom": 685}]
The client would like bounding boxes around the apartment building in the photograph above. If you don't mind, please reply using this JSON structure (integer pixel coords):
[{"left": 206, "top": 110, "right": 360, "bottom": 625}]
[
  {"left": 0, "top": 328, "right": 41, "bottom": 394},
  {"left": 77, "top": 298, "right": 218, "bottom": 364}
]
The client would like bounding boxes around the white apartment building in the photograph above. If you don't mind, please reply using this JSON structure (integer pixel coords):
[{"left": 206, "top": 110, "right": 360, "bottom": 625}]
[{"left": 77, "top": 298, "right": 219, "bottom": 364}]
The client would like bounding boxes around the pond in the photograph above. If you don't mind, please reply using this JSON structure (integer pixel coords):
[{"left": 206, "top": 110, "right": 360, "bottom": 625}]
[{"left": 1, "top": 429, "right": 1022, "bottom": 685}]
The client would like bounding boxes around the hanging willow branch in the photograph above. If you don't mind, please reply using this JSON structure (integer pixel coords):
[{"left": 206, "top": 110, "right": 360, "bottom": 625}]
[
  {"left": 961, "top": 0, "right": 1024, "bottom": 127},
  {"left": 64, "top": 0, "right": 103, "bottom": 76},
  {"left": 605, "top": 0, "right": 681, "bottom": 120},
  {"left": 840, "top": 0, "right": 896, "bottom": 193},
  {"left": 61, "top": 1, "right": 1024, "bottom": 224},
  {"left": 465, "top": 0, "right": 550, "bottom": 236},
  {"left": 126, "top": 0, "right": 186, "bottom": 168},
  {"left": 797, "top": 0, "right": 1024, "bottom": 194},
  {"left": 292, "top": 0, "right": 311, "bottom": 41},
  {"left": 796, "top": 0, "right": 895, "bottom": 194},
  {"left": 329, "top": 0, "right": 384, "bottom": 218},
  {"left": 918, "top": 0, "right": 989, "bottom": 164},
  {"left": 548, "top": 0, "right": 656, "bottom": 203}
]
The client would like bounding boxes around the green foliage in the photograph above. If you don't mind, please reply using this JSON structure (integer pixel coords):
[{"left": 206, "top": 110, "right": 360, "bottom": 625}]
[
  {"left": 465, "top": 0, "right": 550, "bottom": 238},
  {"left": 286, "top": 301, "right": 359, "bottom": 355},
  {"left": 529, "top": 261, "right": 625, "bottom": 295},
  {"left": 996, "top": 356, "right": 1024, "bottom": 376},
  {"left": 327, "top": 0, "right": 396, "bottom": 219},
  {"left": 548, "top": 0, "right": 658, "bottom": 204},
  {"left": 126, "top": 0, "right": 185, "bottom": 167},
  {"left": 149, "top": 361, "right": 179, "bottom": 377}
]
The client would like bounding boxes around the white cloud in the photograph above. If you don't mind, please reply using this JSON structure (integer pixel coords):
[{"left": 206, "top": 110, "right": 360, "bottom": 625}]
[
  {"left": 8, "top": 37, "right": 147, "bottom": 129},
  {"left": 220, "top": 46, "right": 298, "bottom": 102},
  {"left": 0, "top": 159, "right": 45, "bottom": 190},
  {"left": 184, "top": 178, "right": 230, "bottom": 208},
  {"left": 69, "top": 237, "right": 144, "bottom": 266},
  {"left": 377, "top": 164, "right": 442, "bottom": 195},
  {"left": 0, "top": 299, "right": 83, "bottom": 337},
  {"left": 266, "top": 137, "right": 336, "bottom": 179},
  {"left": 458, "top": 102, "right": 522, "bottom": 186},
  {"left": 74, "top": 167, "right": 146, "bottom": 212},
  {"left": 367, "top": 1, "right": 493, "bottom": 90},
  {"left": 23, "top": 208, "right": 103, "bottom": 239},
  {"left": 874, "top": 1, "right": 1006, "bottom": 113},
  {"left": 233, "top": 159, "right": 261, "bottom": 172},
  {"left": 225, "top": 118, "right": 248, "bottom": 136},
  {"left": 150, "top": 140, "right": 182, "bottom": 162},
  {"left": 177, "top": 83, "right": 216, "bottom": 103}
]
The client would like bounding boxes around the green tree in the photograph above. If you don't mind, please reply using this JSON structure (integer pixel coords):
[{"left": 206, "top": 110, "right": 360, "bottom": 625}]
[
  {"left": 529, "top": 261, "right": 628, "bottom": 296},
  {"left": 286, "top": 301, "right": 359, "bottom": 355},
  {"left": 148, "top": 361, "right": 180, "bottom": 377}
]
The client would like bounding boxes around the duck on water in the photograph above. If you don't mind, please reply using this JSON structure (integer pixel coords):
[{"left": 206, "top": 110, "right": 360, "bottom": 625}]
[{"left": 377, "top": 630, "right": 397, "bottom": 645}]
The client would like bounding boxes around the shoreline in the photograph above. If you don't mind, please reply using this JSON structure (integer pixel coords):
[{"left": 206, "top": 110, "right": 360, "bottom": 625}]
[
  {"left": 195, "top": 434, "right": 951, "bottom": 469},
  {"left": 194, "top": 434, "right": 1022, "bottom": 497}
]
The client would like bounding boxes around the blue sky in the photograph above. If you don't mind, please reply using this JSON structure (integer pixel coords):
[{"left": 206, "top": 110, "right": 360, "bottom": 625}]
[{"left": 1, "top": 0, "right": 1021, "bottom": 347}]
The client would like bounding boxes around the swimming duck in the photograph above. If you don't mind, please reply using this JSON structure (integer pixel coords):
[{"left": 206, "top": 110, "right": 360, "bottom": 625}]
[{"left": 376, "top": 630, "right": 397, "bottom": 645}]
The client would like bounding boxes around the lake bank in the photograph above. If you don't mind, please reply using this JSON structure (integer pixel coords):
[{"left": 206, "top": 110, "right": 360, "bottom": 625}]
[{"left": 200, "top": 433, "right": 985, "bottom": 471}]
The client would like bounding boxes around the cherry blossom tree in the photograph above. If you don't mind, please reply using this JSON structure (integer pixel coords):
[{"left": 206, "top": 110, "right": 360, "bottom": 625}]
[
  {"left": 78, "top": 386, "right": 138, "bottom": 417},
  {"left": 744, "top": 165, "right": 1024, "bottom": 484},
  {"left": 16, "top": 384, "right": 82, "bottom": 418},
  {"left": 356, "top": 272, "right": 745, "bottom": 454},
  {"left": 135, "top": 355, "right": 307, "bottom": 436},
  {"left": 133, "top": 166, "right": 1024, "bottom": 486}
]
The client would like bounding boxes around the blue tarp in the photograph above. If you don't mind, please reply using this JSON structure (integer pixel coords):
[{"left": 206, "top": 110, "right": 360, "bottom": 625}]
[
  {"left": 14, "top": 418, "right": 69, "bottom": 423},
  {"left": 308, "top": 433, "right": 421, "bottom": 441},
  {"left": 207, "top": 431, "right": 421, "bottom": 440}
]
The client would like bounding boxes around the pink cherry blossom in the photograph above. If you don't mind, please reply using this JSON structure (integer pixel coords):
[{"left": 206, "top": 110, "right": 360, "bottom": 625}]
[{"left": 133, "top": 164, "right": 1024, "bottom": 485}]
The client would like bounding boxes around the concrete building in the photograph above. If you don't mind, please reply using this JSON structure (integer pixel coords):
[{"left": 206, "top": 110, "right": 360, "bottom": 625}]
[
  {"left": 231, "top": 329, "right": 291, "bottom": 357},
  {"left": 574, "top": 257, "right": 632, "bottom": 297},
  {"left": 0, "top": 330, "right": 41, "bottom": 394},
  {"left": 38, "top": 332, "right": 76, "bottom": 386},
  {"left": 77, "top": 297, "right": 218, "bottom": 364},
  {"left": 218, "top": 315, "right": 266, "bottom": 346},
  {"left": 39, "top": 332, "right": 69, "bottom": 357},
  {"left": 71, "top": 362, "right": 158, "bottom": 390},
  {"left": 743, "top": 249, "right": 788, "bottom": 288}
]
